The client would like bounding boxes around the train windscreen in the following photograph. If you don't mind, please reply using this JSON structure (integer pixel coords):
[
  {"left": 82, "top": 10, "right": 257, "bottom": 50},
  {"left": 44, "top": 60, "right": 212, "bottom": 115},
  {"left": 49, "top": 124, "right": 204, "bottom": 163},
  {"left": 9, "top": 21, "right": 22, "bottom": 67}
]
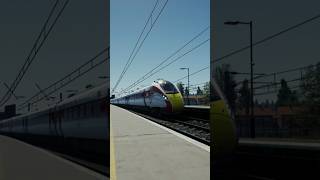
[{"left": 159, "top": 80, "right": 178, "bottom": 94}]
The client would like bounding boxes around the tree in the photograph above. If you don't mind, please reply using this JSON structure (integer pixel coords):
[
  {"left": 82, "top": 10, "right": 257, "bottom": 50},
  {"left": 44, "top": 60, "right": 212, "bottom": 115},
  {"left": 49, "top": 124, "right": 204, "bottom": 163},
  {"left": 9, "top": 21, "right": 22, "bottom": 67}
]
[
  {"left": 213, "top": 64, "right": 237, "bottom": 111},
  {"left": 238, "top": 79, "right": 250, "bottom": 114},
  {"left": 203, "top": 82, "right": 210, "bottom": 98},
  {"left": 255, "top": 99, "right": 259, "bottom": 107},
  {"left": 264, "top": 99, "right": 270, "bottom": 108},
  {"left": 301, "top": 62, "right": 320, "bottom": 113},
  {"left": 185, "top": 87, "right": 189, "bottom": 96},
  {"left": 276, "top": 79, "right": 298, "bottom": 106},
  {"left": 176, "top": 82, "right": 184, "bottom": 96},
  {"left": 196, "top": 86, "right": 203, "bottom": 95}
]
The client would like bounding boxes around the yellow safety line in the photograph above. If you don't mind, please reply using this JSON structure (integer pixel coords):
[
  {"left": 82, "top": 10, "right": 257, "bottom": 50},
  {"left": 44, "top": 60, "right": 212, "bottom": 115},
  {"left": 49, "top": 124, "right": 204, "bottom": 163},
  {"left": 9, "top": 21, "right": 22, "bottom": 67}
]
[{"left": 110, "top": 120, "right": 117, "bottom": 180}]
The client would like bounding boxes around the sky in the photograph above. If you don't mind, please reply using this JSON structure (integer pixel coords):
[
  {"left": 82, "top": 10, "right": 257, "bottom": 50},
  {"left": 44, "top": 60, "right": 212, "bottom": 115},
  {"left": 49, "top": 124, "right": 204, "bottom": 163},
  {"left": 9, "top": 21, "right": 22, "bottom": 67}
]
[
  {"left": 111, "top": 0, "right": 210, "bottom": 97},
  {"left": 212, "top": 0, "right": 320, "bottom": 102},
  {"left": 0, "top": 0, "right": 109, "bottom": 112}
]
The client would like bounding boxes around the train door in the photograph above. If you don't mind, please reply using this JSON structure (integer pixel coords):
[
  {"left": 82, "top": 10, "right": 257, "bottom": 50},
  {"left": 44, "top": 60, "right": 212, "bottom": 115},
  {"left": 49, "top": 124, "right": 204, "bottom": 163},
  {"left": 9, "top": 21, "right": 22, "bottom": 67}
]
[
  {"left": 145, "top": 90, "right": 152, "bottom": 107},
  {"left": 58, "top": 109, "right": 64, "bottom": 137},
  {"left": 49, "top": 107, "right": 58, "bottom": 136},
  {"left": 143, "top": 90, "right": 147, "bottom": 107},
  {"left": 23, "top": 117, "right": 28, "bottom": 134}
]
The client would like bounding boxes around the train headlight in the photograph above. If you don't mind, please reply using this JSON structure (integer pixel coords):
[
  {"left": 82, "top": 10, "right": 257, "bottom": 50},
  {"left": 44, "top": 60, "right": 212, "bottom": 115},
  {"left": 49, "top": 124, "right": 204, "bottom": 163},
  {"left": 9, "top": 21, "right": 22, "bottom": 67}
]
[{"left": 163, "top": 95, "right": 167, "bottom": 100}]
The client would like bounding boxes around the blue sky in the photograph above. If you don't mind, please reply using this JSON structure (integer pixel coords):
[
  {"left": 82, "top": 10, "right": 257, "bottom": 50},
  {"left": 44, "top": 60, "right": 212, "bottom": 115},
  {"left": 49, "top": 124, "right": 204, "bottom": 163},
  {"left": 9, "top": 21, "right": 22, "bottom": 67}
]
[
  {"left": 0, "top": 1, "right": 108, "bottom": 112},
  {"left": 213, "top": 0, "right": 320, "bottom": 102},
  {"left": 111, "top": 0, "right": 210, "bottom": 96}
]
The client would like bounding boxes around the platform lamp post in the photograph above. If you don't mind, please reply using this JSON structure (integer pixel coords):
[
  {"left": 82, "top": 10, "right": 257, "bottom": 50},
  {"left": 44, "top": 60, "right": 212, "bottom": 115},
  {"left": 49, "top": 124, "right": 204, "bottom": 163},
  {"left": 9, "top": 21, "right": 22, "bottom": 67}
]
[
  {"left": 224, "top": 20, "right": 255, "bottom": 138},
  {"left": 180, "top": 67, "right": 190, "bottom": 105}
]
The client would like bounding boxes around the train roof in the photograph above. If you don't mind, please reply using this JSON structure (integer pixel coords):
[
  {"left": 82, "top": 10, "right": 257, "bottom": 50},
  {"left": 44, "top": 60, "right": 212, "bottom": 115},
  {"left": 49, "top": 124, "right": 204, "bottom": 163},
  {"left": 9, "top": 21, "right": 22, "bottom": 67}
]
[
  {"left": 112, "top": 79, "right": 173, "bottom": 100},
  {"left": 1, "top": 83, "right": 108, "bottom": 122}
]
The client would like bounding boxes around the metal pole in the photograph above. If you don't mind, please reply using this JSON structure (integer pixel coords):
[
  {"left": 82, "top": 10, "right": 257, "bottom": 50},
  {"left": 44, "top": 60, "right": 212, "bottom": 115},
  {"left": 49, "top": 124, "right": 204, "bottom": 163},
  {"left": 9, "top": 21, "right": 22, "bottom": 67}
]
[
  {"left": 250, "top": 21, "right": 255, "bottom": 138},
  {"left": 187, "top": 68, "right": 190, "bottom": 105}
]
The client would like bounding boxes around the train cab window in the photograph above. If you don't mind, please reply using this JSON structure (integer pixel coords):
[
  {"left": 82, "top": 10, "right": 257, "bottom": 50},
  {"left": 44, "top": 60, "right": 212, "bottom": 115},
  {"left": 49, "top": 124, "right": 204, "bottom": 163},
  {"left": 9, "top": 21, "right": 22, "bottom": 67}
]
[{"left": 159, "top": 80, "right": 178, "bottom": 94}]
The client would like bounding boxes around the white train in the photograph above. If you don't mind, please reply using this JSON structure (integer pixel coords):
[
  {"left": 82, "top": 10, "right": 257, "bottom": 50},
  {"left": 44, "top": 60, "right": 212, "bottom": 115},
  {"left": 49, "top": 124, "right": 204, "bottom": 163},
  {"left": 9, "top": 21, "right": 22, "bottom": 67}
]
[
  {"left": 0, "top": 83, "right": 109, "bottom": 141},
  {"left": 111, "top": 79, "right": 184, "bottom": 114}
]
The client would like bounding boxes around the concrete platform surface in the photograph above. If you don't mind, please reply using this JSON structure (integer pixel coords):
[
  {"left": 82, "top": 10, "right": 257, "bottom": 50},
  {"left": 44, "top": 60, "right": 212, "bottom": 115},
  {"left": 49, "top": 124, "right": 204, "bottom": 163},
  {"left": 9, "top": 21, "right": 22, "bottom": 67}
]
[
  {"left": 111, "top": 105, "right": 210, "bottom": 180},
  {"left": 0, "top": 135, "right": 107, "bottom": 180}
]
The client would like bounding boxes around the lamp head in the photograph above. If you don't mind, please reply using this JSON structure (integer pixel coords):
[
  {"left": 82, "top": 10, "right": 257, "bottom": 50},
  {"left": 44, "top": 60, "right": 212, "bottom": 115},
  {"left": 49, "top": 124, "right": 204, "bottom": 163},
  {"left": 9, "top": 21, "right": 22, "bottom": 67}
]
[{"left": 224, "top": 21, "right": 240, "bottom": 25}]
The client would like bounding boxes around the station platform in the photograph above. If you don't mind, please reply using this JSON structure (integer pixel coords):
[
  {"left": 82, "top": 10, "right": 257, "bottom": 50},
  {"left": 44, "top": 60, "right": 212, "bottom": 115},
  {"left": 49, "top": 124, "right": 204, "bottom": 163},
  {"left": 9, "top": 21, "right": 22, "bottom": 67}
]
[
  {"left": 110, "top": 105, "right": 210, "bottom": 180},
  {"left": 239, "top": 138, "right": 320, "bottom": 150},
  {"left": 238, "top": 138, "right": 320, "bottom": 160},
  {"left": 0, "top": 135, "right": 107, "bottom": 180},
  {"left": 184, "top": 105, "right": 210, "bottom": 109}
]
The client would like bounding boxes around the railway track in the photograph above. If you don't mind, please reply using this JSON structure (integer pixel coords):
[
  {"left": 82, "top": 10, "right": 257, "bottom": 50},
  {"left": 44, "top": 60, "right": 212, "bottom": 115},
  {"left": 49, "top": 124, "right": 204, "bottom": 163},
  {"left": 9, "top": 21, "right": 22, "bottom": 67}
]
[{"left": 131, "top": 111, "right": 210, "bottom": 145}]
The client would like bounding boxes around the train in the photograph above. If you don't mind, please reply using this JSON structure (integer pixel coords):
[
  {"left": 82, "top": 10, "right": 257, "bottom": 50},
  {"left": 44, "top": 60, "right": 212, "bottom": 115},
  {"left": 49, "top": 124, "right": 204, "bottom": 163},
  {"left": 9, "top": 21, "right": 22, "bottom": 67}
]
[
  {"left": 111, "top": 79, "right": 184, "bottom": 114},
  {"left": 210, "top": 78, "right": 238, "bottom": 158},
  {"left": 0, "top": 83, "right": 109, "bottom": 163}
]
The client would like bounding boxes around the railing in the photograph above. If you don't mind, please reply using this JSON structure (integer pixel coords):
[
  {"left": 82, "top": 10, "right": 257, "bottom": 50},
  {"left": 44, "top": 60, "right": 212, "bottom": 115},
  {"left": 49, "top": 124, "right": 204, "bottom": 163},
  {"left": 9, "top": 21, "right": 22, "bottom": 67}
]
[{"left": 235, "top": 114, "right": 320, "bottom": 139}]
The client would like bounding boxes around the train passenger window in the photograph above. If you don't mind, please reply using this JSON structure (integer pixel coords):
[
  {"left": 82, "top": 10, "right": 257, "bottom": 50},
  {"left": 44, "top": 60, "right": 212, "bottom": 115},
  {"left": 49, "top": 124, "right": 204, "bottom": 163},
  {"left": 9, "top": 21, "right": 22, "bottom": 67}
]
[
  {"left": 79, "top": 105, "right": 83, "bottom": 118},
  {"left": 91, "top": 102, "right": 94, "bottom": 116},
  {"left": 70, "top": 107, "right": 75, "bottom": 119},
  {"left": 83, "top": 104, "right": 87, "bottom": 117},
  {"left": 76, "top": 106, "right": 80, "bottom": 118},
  {"left": 100, "top": 100, "right": 106, "bottom": 112},
  {"left": 69, "top": 108, "right": 72, "bottom": 120},
  {"left": 61, "top": 110, "right": 64, "bottom": 120},
  {"left": 86, "top": 103, "right": 90, "bottom": 116},
  {"left": 94, "top": 101, "right": 100, "bottom": 116},
  {"left": 65, "top": 109, "right": 69, "bottom": 120}
]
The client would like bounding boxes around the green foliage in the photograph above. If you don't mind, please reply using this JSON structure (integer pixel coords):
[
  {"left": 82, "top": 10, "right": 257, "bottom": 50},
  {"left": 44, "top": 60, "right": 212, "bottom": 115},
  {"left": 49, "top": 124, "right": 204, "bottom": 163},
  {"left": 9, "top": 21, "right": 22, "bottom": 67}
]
[
  {"left": 301, "top": 62, "right": 320, "bottom": 113},
  {"left": 203, "top": 82, "right": 210, "bottom": 98},
  {"left": 185, "top": 87, "right": 189, "bottom": 96},
  {"left": 196, "top": 86, "right": 203, "bottom": 95},
  {"left": 238, "top": 79, "right": 250, "bottom": 114},
  {"left": 276, "top": 79, "right": 298, "bottom": 106},
  {"left": 213, "top": 64, "right": 237, "bottom": 110},
  {"left": 176, "top": 82, "right": 184, "bottom": 96}
]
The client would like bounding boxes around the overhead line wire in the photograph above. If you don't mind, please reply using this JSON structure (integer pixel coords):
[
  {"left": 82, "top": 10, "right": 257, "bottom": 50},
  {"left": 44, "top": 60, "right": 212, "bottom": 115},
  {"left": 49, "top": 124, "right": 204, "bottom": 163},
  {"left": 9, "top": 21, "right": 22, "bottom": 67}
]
[
  {"left": 112, "top": 0, "right": 169, "bottom": 93},
  {"left": 0, "top": 0, "right": 70, "bottom": 107},
  {"left": 122, "top": 26, "right": 209, "bottom": 93}
]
